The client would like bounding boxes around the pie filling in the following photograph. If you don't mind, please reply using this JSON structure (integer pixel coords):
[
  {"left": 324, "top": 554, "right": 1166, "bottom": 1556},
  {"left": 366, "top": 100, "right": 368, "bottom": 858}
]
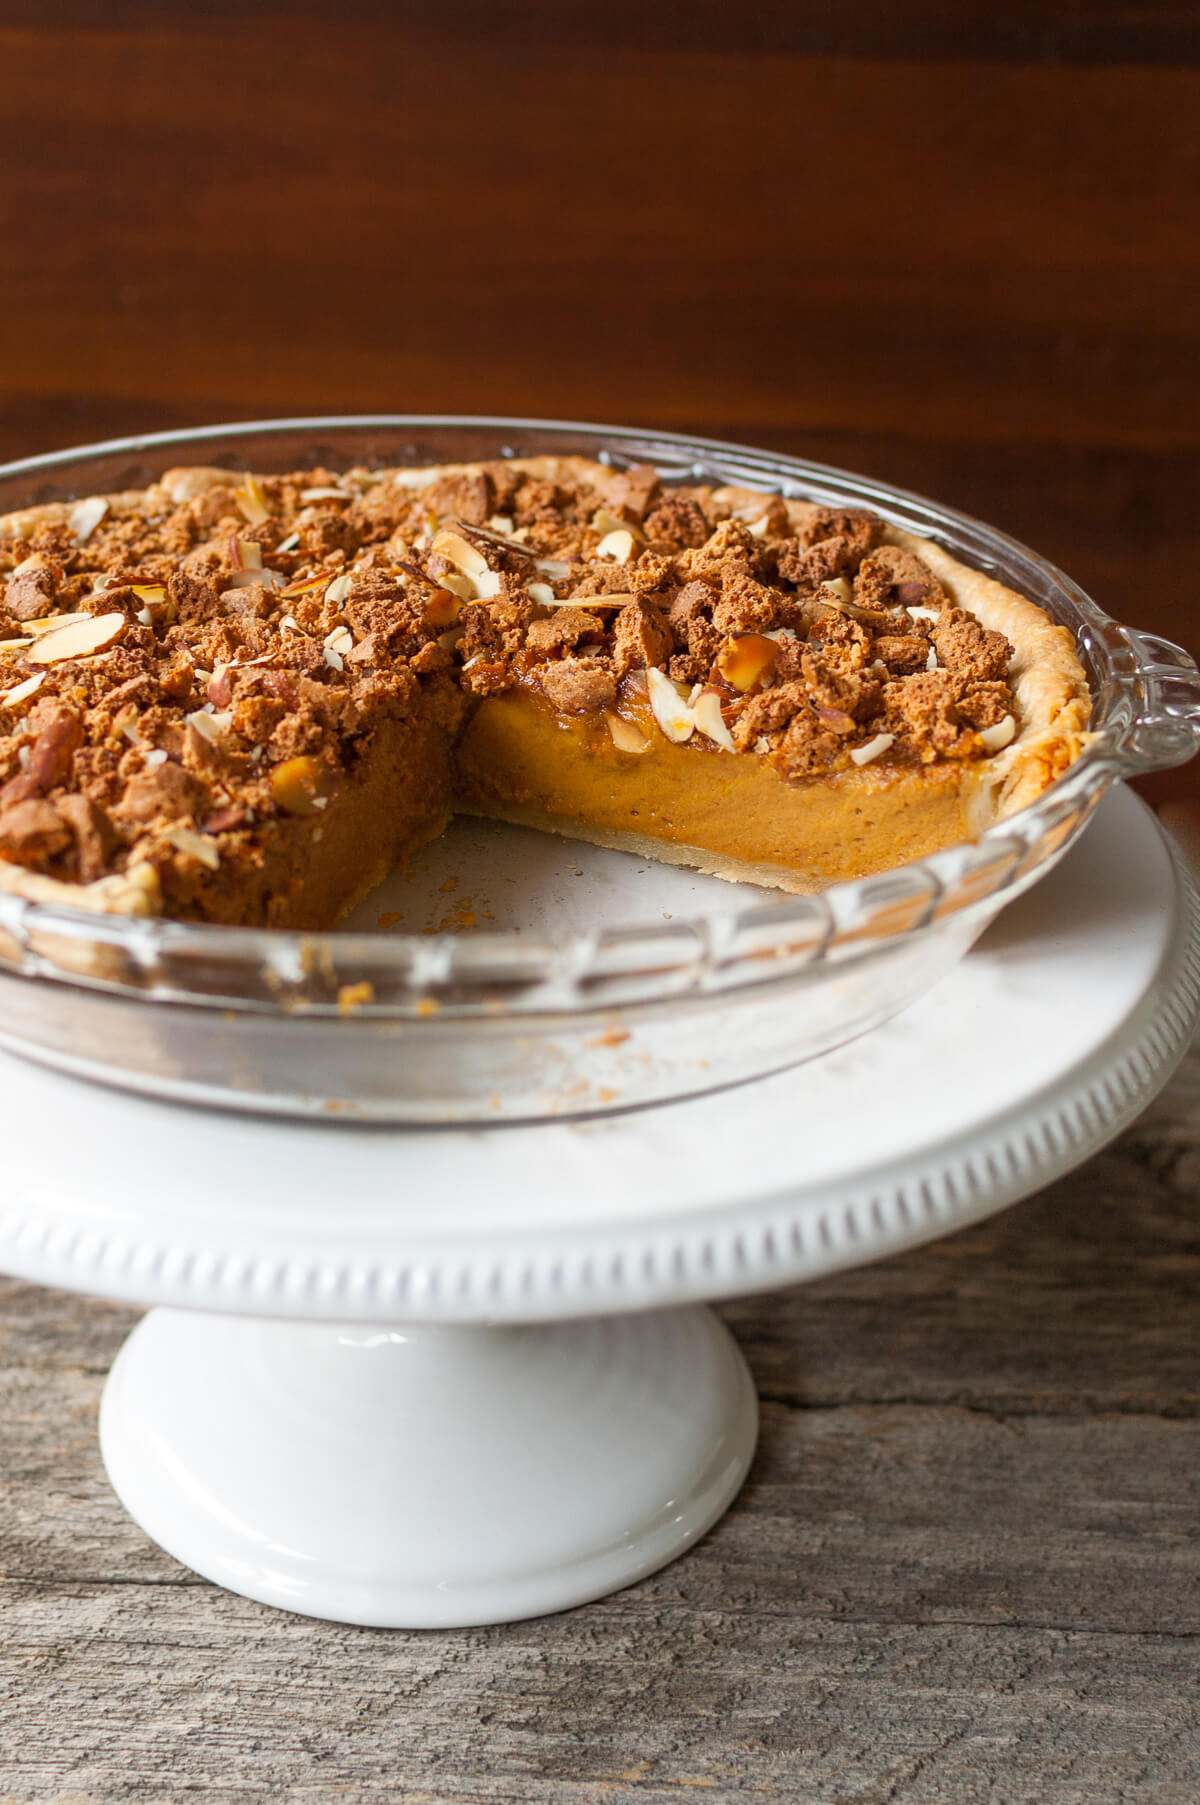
[{"left": 0, "top": 456, "right": 1092, "bottom": 925}]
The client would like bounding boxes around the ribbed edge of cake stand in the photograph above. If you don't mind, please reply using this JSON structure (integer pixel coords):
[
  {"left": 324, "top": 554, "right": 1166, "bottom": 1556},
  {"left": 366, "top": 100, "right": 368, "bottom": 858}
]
[{"left": 0, "top": 835, "right": 1197, "bottom": 1324}]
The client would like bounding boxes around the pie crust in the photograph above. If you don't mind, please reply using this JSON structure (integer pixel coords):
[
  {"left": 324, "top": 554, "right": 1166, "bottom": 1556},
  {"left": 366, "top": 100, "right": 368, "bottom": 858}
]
[{"left": 0, "top": 455, "right": 1092, "bottom": 924}]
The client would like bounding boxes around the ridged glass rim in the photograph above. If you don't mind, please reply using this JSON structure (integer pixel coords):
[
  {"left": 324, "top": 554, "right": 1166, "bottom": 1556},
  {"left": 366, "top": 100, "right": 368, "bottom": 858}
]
[{"left": 0, "top": 414, "right": 1196, "bottom": 1020}]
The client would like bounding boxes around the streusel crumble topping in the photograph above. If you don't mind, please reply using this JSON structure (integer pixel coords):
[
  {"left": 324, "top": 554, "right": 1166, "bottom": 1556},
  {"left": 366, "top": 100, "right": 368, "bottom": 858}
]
[{"left": 0, "top": 460, "right": 1018, "bottom": 906}]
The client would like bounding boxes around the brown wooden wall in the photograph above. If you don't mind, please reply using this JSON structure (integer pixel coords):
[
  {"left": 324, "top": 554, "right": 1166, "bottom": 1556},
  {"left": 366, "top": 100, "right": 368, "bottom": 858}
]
[{"left": 2, "top": 2, "right": 1197, "bottom": 795}]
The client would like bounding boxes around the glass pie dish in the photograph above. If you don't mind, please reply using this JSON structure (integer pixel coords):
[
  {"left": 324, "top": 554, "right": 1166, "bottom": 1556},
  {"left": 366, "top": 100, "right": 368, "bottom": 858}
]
[{"left": 0, "top": 415, "right": 1196, "bottom": 1123}]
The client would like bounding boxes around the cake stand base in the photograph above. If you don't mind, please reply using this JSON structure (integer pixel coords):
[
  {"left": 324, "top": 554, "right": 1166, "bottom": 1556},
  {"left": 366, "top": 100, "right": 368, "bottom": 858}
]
[{"left": 98, "top": 1304, "right": 758, "bottom": 1628}]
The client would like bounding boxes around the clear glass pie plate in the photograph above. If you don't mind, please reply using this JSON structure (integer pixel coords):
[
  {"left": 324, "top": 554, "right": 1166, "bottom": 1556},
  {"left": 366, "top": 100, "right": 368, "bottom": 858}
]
[{"left": 0, "top": 416, "right": 1196, "bottom": 1123}]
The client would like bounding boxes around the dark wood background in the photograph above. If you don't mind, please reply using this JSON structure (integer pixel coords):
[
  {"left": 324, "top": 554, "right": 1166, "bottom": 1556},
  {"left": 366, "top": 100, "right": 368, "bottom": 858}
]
[{"left": 2, "top": 2, "right": 1197, "bottom": 800}]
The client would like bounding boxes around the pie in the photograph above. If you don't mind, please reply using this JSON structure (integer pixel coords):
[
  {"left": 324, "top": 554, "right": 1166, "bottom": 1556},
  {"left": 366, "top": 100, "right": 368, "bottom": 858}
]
[{"left": 0, "top": 454, "right": 1091, "bottom": 927}]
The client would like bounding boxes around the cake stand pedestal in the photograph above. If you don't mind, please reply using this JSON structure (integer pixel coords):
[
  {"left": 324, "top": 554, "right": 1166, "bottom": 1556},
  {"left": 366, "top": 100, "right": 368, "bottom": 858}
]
[{"left": 1, "top": 790, "right": 1197, "bottom": 1626}]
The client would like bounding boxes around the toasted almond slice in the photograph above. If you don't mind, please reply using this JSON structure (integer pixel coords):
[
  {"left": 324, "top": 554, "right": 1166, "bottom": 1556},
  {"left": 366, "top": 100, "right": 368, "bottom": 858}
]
[
  {"left": 473, "top": 567, "right": 502, "bottom": 601},
  {"left": 907, "top": 604, "right": 940, "bottom": 622},
  {"left": 850, "top": 732, "right": 895, "bottom": 766},
  {"left": 185, "top": 708, "right": 234, "bottom": 744},
  {"left": 0, "top": 636, "right": 35, "bottom": 652},
  {"left": 323, "top": 625, "right": 353, "bottom": 671},
  {"left": 646, "top": 666, "right": 695, "bottom": 743},
  {"left": 595, "top": 527, "right": 635, "bottom": 563},
  {"left": 438, "top": 571, "right": 476, "bottom": 602},
  {"left": 691, "top": 688, "right": 737, "bottom": 752},
  {"left": 274, "top": 530, "right": 301, "bottom": 554},
  {"left": 225, "top": 567, "right": 285, "bottom": 591},
  {"left": 300, "top": 486, "right": 351, "bottom": 502},
  {"left": 432, "top": 529, "right": 489, "bottom": 579},
  {"left": 26, "top": 611, "right": 126, "bottom": 665},
  {"left": 980, "top": 713, "right": 1017, "bottom": 752},
  {"left": 926, "top": 646, "right": 939, "bottom": 671},
  {"left": 324, "top": 571, "right": 354, "bottom": 606},
  {"left": 68, "top": 496, "right": 108, "bottom": 544},
  {"left": 746, "top": 515, "right": 772, "bottom": 539},
  {"left": 280, "top": 573, "right": 326, "bottom": 597},
  {"left": 534, "top": 556, "right": 572, "bottom": 579},
  {"left": 526, "top": 581, "right": 556, "bottom": 608},
  {"left": 240, "top": 540, "right": 264, "bottom": 569},
  {"left": 236, "top": 475, "right": 271, "bottom": 526},
  {"left": 606, "top": 712, "right": 649, "bottom": 755},
  {"left": 131, "top": 584, "right": 167, "bottom": 604},
  {"left": 591, "top": 508, "right": 643, "bottom": 540},
  {"left": 1, "top": 672, "right": 45, "bottom": 708},
  {"left": 488, "top": 514, "right": 515, "bottom": 534},
  {"left": 164, "top": 824, "right": 221, "bottom": 870},
  {"left": 818, "top": 577, "right": 853, "bottom": 607}
]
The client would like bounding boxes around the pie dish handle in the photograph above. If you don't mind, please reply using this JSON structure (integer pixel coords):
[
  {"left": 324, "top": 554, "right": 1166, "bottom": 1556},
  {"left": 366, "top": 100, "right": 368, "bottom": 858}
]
[{"left": 1094, "top": 622, "right": 1200, "bottom": 776}]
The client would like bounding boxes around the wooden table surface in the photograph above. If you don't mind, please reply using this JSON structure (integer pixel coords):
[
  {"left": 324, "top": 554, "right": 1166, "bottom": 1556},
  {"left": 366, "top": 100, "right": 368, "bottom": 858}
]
[{"left": 1, "top": 1028, "right": 1198, "bottom": 1804}]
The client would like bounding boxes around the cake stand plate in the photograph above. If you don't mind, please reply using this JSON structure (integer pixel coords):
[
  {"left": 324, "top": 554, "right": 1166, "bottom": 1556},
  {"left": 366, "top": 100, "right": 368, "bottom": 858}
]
[{"left": 1, "top": 789, "right": 1197, "bottom": 1627}]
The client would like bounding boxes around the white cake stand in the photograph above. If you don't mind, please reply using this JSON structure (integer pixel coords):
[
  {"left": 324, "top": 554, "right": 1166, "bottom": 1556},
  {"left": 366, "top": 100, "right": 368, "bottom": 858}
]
[{"left": 0, "top": 788, "right": 1196, "bottom": 1627}]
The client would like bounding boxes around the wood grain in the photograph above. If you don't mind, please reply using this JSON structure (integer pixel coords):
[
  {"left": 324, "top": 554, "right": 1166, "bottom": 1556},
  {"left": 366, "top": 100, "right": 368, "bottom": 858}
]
[{"left": 1, "top": 1034, "right": 1198, "bottom": 1803}]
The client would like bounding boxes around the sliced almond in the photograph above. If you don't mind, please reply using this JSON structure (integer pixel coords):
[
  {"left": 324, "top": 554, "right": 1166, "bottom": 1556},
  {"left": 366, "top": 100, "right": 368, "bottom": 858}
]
[
  {"left": 979, "top": 714, "right": 1017, "bottom": 752},
  {"left": 186, "top": 708, "right": 234, "bottom": 745},
  {"left": 131, "top": 584, "right": 166, "bottom": 604},
  {"left": 235, "top": 475, "right": 271, "bottom": 526},
  {"left": 691, "top": 688, "right": 737, "bottom": 752},
  {"left": 431, "top": 529, "right": 489, "bottom": 580},
  {"left": 488, "top": 514, "right": 514, "bottom": 534},
  {"left": 164, "top": 825, "right": 221, "bottom": 870},
  {"left": 0, "top": 636, "right": 35, "bottom": 652},
  {"left": 279, "top": 573, "right": 326, "bottom": 598},
  {"left": 591, "top": 508, "right": 642, "bottom": 541},
  {"left": 323, "top": 625, "right": 353, "bottom": 671},
  {"left": 746, "top": 515, "right": 772, "bottom": 539},
  {"left": 926, "top": 646, "right": 939, "bottom": 671},
  {"left": 818, "top": 577, "right": 853, "bottom": 608},
  {"left": 241, "top": 541, "right": 264, "bottom": 569},
  {"left": 526, "top": 581, "right": 557, "bottom": 608},
  {"left": 907, "top": 604, "right": 940, "bottom": 622},
  {"left": 225, "top": 567, "right": 285, "bottom": 592},
  {"left": 595, "top": 528, "right": 635, "bottom": 563},
  {"left": 324, "top": 571, "right": 354, "bottom": 606},
  {"left": 438, "top": 571, "right": 477, "bottom": 602},
  {"left": 26, "top": 611, "right": 126, "bottom": 666},
  {"left": 606, "top": 712, "right": 649, "bottom": 755},
  {"left": 716, "top": 633, "right": 778, "bottom": 693},
  {"left": 300, "top": 486, "right": 350, "bottom": 502},
  {"left": 1, "top": 672, "right": 45, "bottom": 709},
  {"left": 68, "top": 496, "right": 108, "bottom": 544},
  {"left": 274, "top": 530, "right": 302, "bottom": 554},
  {"left": 646, "top": 666, "right": 695, "bottom": 743},
  {"left": 534, "top": 557, "right": 572, "bottom": 579},
  {"left": 850, "top": 732, "right": 895, "bottom": 766}
]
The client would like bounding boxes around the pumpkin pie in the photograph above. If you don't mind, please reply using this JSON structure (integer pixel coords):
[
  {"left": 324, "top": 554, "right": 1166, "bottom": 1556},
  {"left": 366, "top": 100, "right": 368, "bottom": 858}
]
[{"left": 0, "top": 455, "right": 1091, "bottom": 926}]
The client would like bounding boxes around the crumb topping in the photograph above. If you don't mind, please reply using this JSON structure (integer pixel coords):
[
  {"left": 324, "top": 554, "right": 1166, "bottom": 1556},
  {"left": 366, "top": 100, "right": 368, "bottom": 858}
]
[{"left": 0, "top": 461, "right": 1017, "bottom": 905}]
